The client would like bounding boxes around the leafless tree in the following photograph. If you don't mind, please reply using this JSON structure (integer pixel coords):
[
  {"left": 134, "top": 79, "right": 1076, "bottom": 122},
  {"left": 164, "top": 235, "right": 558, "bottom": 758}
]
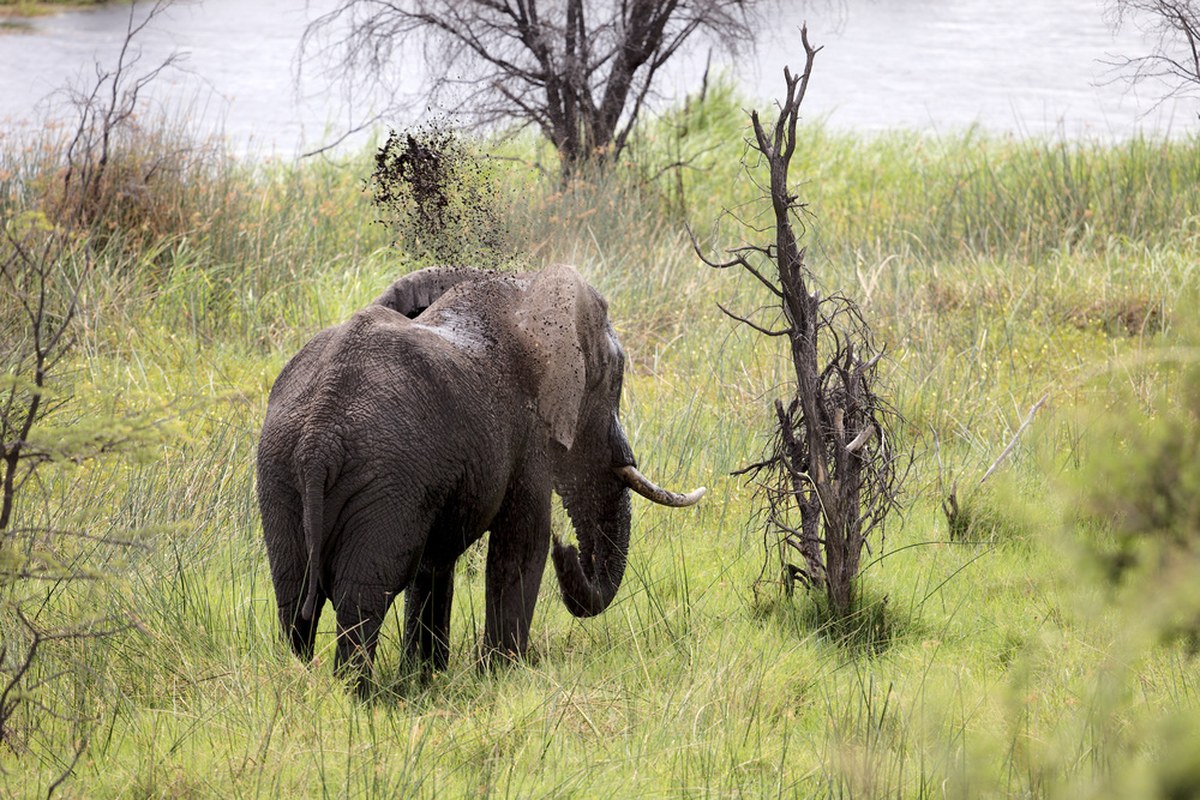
[
  {"left": 1106, "top": 0, "right": 1200, "bottom": 109},
  {"left": 300, "top": 0, "right": 762, "bottom": 177},
  {"left": 49, "top": 0, "right": 187, "bottom": 242},
  {"left": 696, "top": 28, "right": 905, "bottom": 619}
]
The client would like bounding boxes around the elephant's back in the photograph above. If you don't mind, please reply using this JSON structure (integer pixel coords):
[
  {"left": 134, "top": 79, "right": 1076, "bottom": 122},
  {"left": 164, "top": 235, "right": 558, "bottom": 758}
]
[
  {"left": 259, "top": 301, "right": 525, "bottom": 499},
  {"left": 263, "top": 306, "right": 452, "bottom": 417},
  {"left": 267, "top": 304, "right": 519, "bottom": 458}
]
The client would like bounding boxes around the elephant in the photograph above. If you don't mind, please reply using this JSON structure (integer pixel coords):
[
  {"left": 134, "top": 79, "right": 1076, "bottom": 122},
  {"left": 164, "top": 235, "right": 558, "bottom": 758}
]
[{"left": 256, "top": 264, "right": 704, "bottom": 690}]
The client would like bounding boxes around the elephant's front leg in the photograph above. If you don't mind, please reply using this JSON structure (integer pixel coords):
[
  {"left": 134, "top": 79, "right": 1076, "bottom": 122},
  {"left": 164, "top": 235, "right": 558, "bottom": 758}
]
[
  {"left": 403, "top": 563, "right": 455, "bottom": 671},
  {"left": 483, "top": 482, "right": 552, "bottom": 662}
]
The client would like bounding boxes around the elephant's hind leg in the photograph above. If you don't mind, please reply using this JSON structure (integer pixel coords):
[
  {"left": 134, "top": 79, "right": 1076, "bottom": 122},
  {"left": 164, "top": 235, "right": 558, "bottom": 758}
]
[
  {"left": 332, "top": 597, "right": 388, "bottom": 696},
  {"left": 328, "top": 509, "right": 425, "bottom": 694},
  {"left": 285, "top": 575, "right": 325, "bottom": 661},
  {"left": 261, "top": 488, "right": 323, "bottom": 661}
]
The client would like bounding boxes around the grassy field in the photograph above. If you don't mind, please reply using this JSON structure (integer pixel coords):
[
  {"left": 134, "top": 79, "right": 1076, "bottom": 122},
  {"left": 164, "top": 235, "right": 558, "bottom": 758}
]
[{"left": 2, "top": 86, "right": 1199, "bottom": 797}]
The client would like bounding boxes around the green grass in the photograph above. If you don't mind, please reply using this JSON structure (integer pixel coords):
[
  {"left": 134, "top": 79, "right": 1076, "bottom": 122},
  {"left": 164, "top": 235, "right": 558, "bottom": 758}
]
[{"left": 3, "top": 86, "right": 1200, "bottom": 797}]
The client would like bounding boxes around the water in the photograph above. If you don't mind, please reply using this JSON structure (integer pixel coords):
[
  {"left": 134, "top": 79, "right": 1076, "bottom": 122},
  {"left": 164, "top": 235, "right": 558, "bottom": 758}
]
[
  {"left": 751, "top": 0, "right": 1194, "bottom": 139},
  {"left": 0, "top": 1, "right": 337, "bottom": 156},
  {"left": 0, "top": 0, "right": 1193, "bottom": 158}
]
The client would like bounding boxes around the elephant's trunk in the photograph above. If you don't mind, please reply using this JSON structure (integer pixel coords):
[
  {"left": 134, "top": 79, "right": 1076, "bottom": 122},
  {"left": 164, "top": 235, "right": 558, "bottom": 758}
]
[
  {"left": 552, "top": 403, "right": 705, "bottom": 618},
  {"left": 552, "top": 477, "right": 632, "bottom": 618},
  {"left": 552, "top": 428, "right": 705, "bottom": 618}
]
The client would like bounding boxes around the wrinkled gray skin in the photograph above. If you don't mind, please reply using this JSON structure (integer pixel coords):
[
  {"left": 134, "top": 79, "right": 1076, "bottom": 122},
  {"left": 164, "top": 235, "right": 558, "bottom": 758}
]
[{"left": 257, "top": 265, "right": 700, "bottom": 689}]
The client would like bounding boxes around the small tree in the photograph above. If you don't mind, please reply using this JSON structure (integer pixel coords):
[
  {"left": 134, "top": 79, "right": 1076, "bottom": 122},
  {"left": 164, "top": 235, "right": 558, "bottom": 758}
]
[
  {"left": 0, "top": 205, "right": 96, "bottom": 770},
  {"left": 696, "top": 28, "right": 904, "bottom": 619},
  {"left": 300, "top": 0, "right": 762, "bottom": 178},
  {"left": 1, "top": 1, "right": 173, "bottom": 787}
]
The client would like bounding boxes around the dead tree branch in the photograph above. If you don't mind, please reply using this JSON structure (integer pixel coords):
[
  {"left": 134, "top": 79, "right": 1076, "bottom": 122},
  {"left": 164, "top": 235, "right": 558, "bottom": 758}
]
[
  {"left": 1104, "top": 0, "right": 1200, "bottom": 111},
  {"left": 978, "top": 393, "right": 1050, "bottom": 486},
  {"left": 942, "top": 392, "right": 1049, "bottom": 540},
  {"left": 698, "top": 27, "right": 907, "bottom": 619}
]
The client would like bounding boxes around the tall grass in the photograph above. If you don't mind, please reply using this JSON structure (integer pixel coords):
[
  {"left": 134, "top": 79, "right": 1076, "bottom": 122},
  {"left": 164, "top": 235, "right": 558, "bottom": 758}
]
[{"left": 2, "top": 85, "right": 1199, "bottom": 796}]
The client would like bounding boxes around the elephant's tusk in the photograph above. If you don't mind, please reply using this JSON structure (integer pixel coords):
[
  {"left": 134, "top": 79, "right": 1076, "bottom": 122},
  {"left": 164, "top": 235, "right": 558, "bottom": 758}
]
[{"left": 614, "top": 465, "right": 706, "bottom": 507}]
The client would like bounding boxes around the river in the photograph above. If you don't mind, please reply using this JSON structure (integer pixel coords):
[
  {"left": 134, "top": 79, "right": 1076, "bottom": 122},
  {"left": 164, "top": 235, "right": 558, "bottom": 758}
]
[{"left": 0, "top": 0, "right": 1193, "bottom": 158}]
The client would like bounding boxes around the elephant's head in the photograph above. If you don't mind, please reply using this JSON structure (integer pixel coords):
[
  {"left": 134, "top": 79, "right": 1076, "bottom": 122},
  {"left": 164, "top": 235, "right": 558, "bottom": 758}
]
[
  {"left": 375, "top": 264, "right": 704, "bottom": 618},
  {"left": 515, "top": 265, "right": 704, "bottom": 617}
]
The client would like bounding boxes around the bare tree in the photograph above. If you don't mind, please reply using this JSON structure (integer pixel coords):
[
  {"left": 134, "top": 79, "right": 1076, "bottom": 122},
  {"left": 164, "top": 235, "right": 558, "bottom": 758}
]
[
  {"left": 300, "top": 0, "right": 762, "bottom": 177},
  {"left": 696, "top": 29, "right": 905, "bottom": 619},
  {"left": 1106, "top": 0, "right": 1200, "bottom": 109},
  {"left": 54, "top": 0, "right": 184, "bottom": 232}
]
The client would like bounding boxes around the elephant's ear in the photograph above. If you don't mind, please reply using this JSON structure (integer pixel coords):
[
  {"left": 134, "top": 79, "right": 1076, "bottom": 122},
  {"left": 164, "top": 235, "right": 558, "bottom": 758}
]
[
  {"left": 373, "top": 266, "right": 488, "bottom": 318},
  {"left": 516, "top": 264, "right": 589, "bottom": 451}
]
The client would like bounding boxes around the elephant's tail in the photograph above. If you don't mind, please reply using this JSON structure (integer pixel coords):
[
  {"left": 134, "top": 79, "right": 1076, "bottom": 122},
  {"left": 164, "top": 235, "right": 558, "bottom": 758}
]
[{"left": 299, "top": 468, "right": 325, "bottom": 621}]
